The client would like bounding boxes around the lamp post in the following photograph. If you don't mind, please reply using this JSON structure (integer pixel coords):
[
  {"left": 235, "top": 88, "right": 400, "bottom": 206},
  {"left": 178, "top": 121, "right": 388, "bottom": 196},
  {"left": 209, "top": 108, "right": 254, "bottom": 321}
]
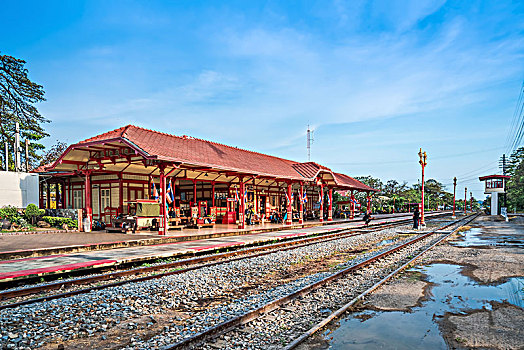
[
  {"left": 452, "top": 177, "right": 457, "bottom": 218},
  {"left": 464, "top": 187, "right": 467, "bottom": 215},
  {"left": 418, "top": 148, "right": 427, "bottom": 228}
]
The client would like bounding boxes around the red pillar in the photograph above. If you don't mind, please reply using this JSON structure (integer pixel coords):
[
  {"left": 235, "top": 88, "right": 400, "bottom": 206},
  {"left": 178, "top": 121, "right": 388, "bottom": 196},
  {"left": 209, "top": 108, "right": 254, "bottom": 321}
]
[
  {"left": 159, "top": 167, "right": 167, "bottom": 235},
  {"left": 366, "top": 193, "right": 371, "bottom": 214},
  {"left": 118, "top": 174, "right": 123, "bottom": 215},
  {"left": 193, "top": 180, "right": 197, "bottom": 206},
  {"left": 470, "top": 192, "right": 473, "bottom": 213},
  {"left": 452, "top": 177, "right": 457, "bottom": 218},
  {"left": 286, "top": 182, "right": 292, "bottom": 225},
  {"left": 421, "top": 165, "right": 425, "bottom": 227},
  {"left": 328, "top": 187, "right": 333, "bottom": 221},
  {"left": 39, "top": 181, "right": 44, "bottom": 208},
  {"left": 464, "top": 187, "right": 468, "bottom": 214},
  {"left": 46, "top": 182, "right": 50, "bottom": 209},
  {"left": 319, "top": 183, "right": 324, "bottom": 222},
  {"left": 350, "top": 191, "right": 355, "bottom": 219},
  {"left": 84, "top": 172, "right": 92, "bottom": 231},
  {"left": 212, "top": 181, "right": 215, "bottom": 207},
  {"left": 238, "top": 179, "right": 245, "bottom": 229},
  {"left": 299, "top": 182, "right": 304, "bottom": 224}
]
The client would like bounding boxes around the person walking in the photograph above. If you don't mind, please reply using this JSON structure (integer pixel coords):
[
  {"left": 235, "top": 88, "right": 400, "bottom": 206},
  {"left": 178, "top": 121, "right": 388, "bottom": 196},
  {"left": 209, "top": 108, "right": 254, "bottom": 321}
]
[{"left": 413, "top": 207, "right": 420, "bottom": 230}]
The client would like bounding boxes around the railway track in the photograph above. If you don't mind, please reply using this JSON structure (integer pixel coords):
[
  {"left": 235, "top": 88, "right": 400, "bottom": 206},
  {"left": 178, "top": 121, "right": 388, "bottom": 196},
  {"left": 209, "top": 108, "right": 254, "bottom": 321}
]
[
  {"left": 160, "top": 213, "right": 477, "bottom": 350},
  {"left": 0, "top": 214, "right": 435, "bottom": 309}
]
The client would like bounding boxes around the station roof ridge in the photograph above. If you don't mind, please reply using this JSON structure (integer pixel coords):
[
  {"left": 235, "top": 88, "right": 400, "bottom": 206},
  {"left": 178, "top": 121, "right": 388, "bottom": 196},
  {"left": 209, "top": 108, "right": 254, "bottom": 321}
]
[
  {"left": 43, "top": 124, "right": 376, "bottom": 192},
  {"left": 78, "top": 124, "right": 337, "bottom": 173}
]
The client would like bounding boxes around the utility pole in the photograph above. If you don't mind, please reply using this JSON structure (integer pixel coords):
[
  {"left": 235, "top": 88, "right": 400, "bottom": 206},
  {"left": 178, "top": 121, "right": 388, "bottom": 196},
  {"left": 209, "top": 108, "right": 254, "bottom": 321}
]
[
  {"left": 25, "top": 139, "right": 29, "bottom": 172},
  {"left": 307, "top": 125, "right": 314, "bottom": 161},
  {"left": 470, "top": 191, "right": 473, "bottom": 213},
  {"left": 452, "top": 177, "right": 457, "bottom": 218},
  {"left": 418, "top": 148, "right": 427, "bottom": 228},
  {"left": 499, "top": 154, "right": 507, "bottom": 207},
  {"left": 14, "top": 122, "right": 21, "bottom": 172}
]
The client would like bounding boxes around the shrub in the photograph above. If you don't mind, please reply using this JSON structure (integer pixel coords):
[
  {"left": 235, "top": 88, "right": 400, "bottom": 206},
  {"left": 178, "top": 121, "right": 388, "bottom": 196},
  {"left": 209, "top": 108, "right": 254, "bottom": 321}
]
[
  {"left": 0, "top": 206, "right": 23, "bottom": 224},
  {"left": 24, "top": 204, "right": 41, "bottom": 224},
  {"left": 42, "top": 216, "right": 78, "bottom": 229}
]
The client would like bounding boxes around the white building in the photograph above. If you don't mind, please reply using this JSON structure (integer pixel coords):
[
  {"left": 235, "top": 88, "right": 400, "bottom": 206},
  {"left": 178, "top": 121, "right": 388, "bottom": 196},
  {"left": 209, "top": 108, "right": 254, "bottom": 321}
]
[
  {"left": 479, "top": 174, "right": 510, "bottom": 216},
  {"left": 0, "top": 172, "right": 40, "bottom": 208}
]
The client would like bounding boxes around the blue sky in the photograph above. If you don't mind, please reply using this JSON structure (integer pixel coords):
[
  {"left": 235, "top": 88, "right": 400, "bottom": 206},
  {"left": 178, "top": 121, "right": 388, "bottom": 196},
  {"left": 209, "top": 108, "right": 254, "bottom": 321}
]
[{"left": 2, "top": 0, "right": 523, "bottom": 197}]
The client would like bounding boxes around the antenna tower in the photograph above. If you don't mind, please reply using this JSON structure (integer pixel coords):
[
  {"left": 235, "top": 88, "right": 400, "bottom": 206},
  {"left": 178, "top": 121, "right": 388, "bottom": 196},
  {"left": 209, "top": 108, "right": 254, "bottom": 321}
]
[{"left": 307, "top": 125, "right": 314, "bottom": 161}]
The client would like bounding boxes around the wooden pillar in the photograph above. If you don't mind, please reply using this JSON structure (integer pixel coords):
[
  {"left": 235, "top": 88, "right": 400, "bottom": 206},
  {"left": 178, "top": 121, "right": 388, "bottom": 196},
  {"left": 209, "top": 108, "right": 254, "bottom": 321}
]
[
  {"left": 39, "top": 181, "right": 44, "bottom": 208},
  {"left": 46, "top": 182, "right": 50, "bottom": 209},
  {"left": 84, "top": 172, "right": 92, "bottom": 231},
  {"left": 159, "top": 167, "right": 167, "bottom": 235},
  {"left": 328, "top": 187, "right": 333, "bottom": 221},
  {"left": 193, "top": 180, "right": 197, "bottom": 206},
  {"left": 118, "top": 173, "right": 123, "bottom": 215},
  {"left": 319, "top": 183, "right": 324, "bottom": 222},
  {"left": 212, "top": 181, "right": 215, "bottom": 207},
  {"left": 286, "top": 182, "right": 292, "bottom": 225},
  {"left": 238, "top": 179, "right": 245, "bottom": 229},
  {"left": 299, "top": 182, "right": 304, "bottom": 224},
  {"left": 350, "top": 190, "right": 355, "bottom": 219}
]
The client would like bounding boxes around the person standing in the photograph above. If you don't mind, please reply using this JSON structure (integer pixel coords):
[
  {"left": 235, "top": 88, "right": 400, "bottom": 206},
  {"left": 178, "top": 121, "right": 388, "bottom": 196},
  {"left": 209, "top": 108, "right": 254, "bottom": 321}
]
[{"left": 413, "top": 207, "right": 420, "bottom": 230}]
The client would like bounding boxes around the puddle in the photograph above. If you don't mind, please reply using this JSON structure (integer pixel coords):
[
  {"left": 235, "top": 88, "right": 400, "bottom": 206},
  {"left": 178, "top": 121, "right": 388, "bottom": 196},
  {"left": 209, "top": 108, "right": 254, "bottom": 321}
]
[
  {"left": 309, "top": 263, "right": 523, "bottom": 349},
  {"left": 376, "top": 238, "right": 398, "bottom": 247},
  {"left": 451, "top": 228, "right": 524, "bottom": 248}
]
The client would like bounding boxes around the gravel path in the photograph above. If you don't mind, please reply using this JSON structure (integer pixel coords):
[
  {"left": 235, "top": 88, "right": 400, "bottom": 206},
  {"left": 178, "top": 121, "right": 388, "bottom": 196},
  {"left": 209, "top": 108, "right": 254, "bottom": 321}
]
[{"left": 0, "top": 225, "right": 412, "bottom": 350}]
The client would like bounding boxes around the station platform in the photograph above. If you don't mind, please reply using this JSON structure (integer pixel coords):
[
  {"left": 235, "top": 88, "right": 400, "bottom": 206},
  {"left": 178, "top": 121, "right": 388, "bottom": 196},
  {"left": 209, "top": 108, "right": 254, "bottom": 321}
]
[{"left": 0, "top": 212, "right": 448, "bottom": 283}]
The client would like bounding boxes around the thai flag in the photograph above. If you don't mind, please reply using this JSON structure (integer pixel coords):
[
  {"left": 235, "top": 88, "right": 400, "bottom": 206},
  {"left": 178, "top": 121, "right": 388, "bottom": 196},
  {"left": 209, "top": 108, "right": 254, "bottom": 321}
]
[
  {"left": 327, "top": 193, "right": 331, "bottom": 205},
  {"left": 285, "top": 192, "right": 290, "bottom": 204},
  {"left": 244, "top": 189, "right": 247, "bottom": 203},
  {"left": 291, "top": 192, "right": 294, "bottom": 202},
  {"left": 235, "top": 189, "right": 239, "bottom": 203},
  {"left": 166, "top": 179, "right": 174, "bottom": 205},
  {"left": 317, "top": 192, "right": 322, "bottom": 203},
  {"left": 302, "top": 192, "right": 307, "bottom": 203},
  {"left": 151, "top": 182, "right": 159, "bottom": 201}
]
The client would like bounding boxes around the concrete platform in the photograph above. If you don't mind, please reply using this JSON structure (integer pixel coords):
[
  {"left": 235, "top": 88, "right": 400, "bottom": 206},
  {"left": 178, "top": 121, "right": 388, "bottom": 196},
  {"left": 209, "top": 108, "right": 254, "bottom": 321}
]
[{"left": 0, "top": 212, "right": 449, "bottom": 283}]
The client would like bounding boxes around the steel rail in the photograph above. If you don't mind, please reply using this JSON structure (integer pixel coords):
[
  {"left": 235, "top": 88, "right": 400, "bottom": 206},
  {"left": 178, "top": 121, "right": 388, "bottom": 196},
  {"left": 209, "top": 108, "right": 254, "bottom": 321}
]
[
  {"left": 284, "top": 212, "right": 480, "bottom": 349},
  {"left": 162, "top": 214, "right": 472, "bottom": 350},
  {"left": 0, "top": 213, "right": 444, "bottom": 309}
]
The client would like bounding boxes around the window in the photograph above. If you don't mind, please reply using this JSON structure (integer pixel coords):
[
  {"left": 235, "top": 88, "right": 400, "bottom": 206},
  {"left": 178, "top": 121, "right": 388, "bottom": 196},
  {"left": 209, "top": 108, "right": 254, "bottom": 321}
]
[
  {"left": 101, "top": 188, "right": 111, "bottom": 210},
  {"left": 73, "top": 190, "right": 83, "bottom": 209}
]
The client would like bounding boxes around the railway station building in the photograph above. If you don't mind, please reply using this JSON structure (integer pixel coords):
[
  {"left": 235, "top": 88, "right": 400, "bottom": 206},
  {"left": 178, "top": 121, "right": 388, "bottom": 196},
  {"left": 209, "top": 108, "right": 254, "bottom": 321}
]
[{"left": 36, "top": 125, "right": 377, "bottom": 234}]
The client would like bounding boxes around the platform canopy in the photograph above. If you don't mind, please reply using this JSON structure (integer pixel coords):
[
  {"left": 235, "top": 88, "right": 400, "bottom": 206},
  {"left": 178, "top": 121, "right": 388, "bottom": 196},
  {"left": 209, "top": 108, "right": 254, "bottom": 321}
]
[{"left": 39, "top": 125, "right": 377, "bottom": 192}]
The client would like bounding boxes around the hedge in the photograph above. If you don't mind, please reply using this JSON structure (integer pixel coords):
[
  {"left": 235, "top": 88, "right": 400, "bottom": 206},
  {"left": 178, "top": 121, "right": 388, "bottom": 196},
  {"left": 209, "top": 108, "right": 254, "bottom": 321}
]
[{"left": 42, "top": 216, "right": 78, "bottom": 229}]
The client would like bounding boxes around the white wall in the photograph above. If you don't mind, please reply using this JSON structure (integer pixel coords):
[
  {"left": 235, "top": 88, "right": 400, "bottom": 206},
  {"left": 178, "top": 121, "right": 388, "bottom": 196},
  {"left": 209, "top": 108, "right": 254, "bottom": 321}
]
[{"left": 0, "top": 172, "right": 40, "bottom": 208}]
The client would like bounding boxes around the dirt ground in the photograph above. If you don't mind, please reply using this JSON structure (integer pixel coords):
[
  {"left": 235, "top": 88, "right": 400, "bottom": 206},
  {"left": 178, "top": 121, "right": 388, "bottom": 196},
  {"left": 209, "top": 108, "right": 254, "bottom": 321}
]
[
  {"left": 441, "top": 302, "right": 524, "bottom": 350},
  {"left": 365, "top": 215, "right": 524, "bottom": 350},
  {"left": 365, "top": 270, "right": 431, "bottom": 311}
]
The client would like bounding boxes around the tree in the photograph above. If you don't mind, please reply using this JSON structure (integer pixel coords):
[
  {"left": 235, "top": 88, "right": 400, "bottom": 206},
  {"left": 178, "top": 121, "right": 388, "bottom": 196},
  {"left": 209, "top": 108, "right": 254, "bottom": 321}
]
[
  {"left": 39, "top": 141, "right": 68, "bottom": 167},
  {"left": 0, "top": 52, "right": 48, "bottom": 170},
  {"left": 507, "top": 147, "right": 524, "bottom": 212}
]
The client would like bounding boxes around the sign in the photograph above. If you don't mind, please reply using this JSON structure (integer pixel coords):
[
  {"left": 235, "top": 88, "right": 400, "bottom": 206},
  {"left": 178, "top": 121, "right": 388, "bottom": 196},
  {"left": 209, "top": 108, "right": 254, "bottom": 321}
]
[
  {"left": 501, "top": 207, "right": 507, "bottom": 218},
  {"left": 227, "top": 198, "right": 236, "bottom": 202}
]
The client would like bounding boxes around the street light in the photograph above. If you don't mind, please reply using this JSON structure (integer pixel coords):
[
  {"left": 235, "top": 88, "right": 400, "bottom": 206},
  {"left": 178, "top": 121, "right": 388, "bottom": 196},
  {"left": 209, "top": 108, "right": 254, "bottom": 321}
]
[
  {"left": 418, "top": 148, "right": 427, "bottom": 228},
  {"left": 452, "top": 177, "right": 457, "bottom": 218},
  {"left": 464, "top": 187, "right": 468, "bottom": 215}
]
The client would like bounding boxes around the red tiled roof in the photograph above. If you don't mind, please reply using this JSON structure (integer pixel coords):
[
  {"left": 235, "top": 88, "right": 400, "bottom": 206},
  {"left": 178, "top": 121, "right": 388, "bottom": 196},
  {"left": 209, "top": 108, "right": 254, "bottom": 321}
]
[
  {"left": 334, "top": 173, "right": 378, "bottom": 192},
  {"left": 52, "top": 125, "right": 376, "bottom": 191}
]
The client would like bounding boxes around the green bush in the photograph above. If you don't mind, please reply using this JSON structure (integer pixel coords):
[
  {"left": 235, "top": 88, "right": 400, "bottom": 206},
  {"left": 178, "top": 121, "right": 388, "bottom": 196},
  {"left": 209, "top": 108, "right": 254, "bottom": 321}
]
[
  {"left": 24, "top": 204, "right": 42, "bottom": 224},
  {"left": 42, "top": 216, "right": 78, "bottom": 229},
  {"left": 0, "top": 206, "right": 23, "bottom": 224}
]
